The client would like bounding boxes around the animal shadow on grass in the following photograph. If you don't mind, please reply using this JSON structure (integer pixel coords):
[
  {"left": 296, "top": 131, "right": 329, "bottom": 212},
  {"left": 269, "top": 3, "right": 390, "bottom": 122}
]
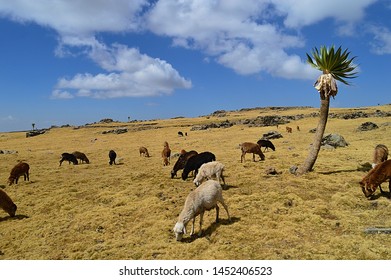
[
  {"left": 0, "top": 185, "right": 6, "bottom": 189},
  {"left": 181, "top": 216, "right": 241, "bottom": 243},
  {"left": 367, "top": 189, "right": 391, "bottom": 200},
  {"left": 0, "top": 214, "right": 29, "bottom": 222}
]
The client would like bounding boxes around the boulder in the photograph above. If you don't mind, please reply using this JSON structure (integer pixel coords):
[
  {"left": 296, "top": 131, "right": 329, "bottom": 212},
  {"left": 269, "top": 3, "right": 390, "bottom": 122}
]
[
  {"left": 262, "top": 131, "right": 283, "bottom": 140},
  {"left": 357, "top": 122, "right": 378, "bottom": 131},
  {"left": 321, "top": 134, "right": 348, "bottom": 148}
]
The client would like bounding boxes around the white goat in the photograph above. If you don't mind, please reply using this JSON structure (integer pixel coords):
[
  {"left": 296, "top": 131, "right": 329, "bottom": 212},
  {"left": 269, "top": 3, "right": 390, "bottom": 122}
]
[
  {"left": 173, "top": 180, "right": 230, "bottom": 241},
  {"left": 193, "top": 161, "right": 225, "bottom": 186}
]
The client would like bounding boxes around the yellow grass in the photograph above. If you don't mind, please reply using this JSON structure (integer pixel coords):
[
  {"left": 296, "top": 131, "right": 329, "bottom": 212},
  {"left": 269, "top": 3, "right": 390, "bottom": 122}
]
[{"left": 0, "top": 105, "right": 390, "bottom": 260}]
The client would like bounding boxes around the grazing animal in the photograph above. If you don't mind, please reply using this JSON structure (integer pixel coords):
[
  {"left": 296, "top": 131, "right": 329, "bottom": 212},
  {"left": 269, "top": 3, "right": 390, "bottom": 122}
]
[
  {"left": 173, "top": 180, "right": 230, "bottom": 241},
  {"left": 178, "top": 131, "right": 184, "bottom": 137},
  {"left": 182, "top": 151, "right": 216, "bottom": 180},
  {"left": 360, "top": 159, "right": 391, "bottom": 198},
  {"left": 0, "top": 189, "right": 17, "bottom": 217},
  {"left": 240, "top": 142, "right": 265, "bottom": 163},
  {"left": 372, "top": 144, "right": 388, "bottom": 168},
  {"left": 59, "top": 153, "right": 78, "bottom": 166},
  {"left": 257, "top": 139, "right": 276, "bottom": 152},
  {"left": 109, "top": 150, "right": 117, "bottom": 165},
  {"left": 286, "top": 126, "right": 293, "bottom": 133},
  {"left": 72, "top": 151, "right": 90, "bottom": 164},
  {"left": 162, "top": 141, "right": 171, "bottom": 166},
  {"left": 8, "top": 162, "right": 30, "bottom": 186},
  {"left": 139, "top": 146, "right": 150, "bottom": 157},
  {"left": 297, "top": 126, "right": 300, "bottom": 131},
  {"left": 171, "top": 150, "right": 198, "bottom": 178},
  {"left": 193, "top": 161, "right": 225, "bottom": 186}
]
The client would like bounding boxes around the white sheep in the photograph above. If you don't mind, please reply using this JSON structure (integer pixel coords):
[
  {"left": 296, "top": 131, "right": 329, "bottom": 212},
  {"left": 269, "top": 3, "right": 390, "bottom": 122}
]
[
  {"left": 173, "top": 180, "right": 231, "bottom": 241},
  {"left": 193, "top": 161, "right": 225, "bottom": 186}
]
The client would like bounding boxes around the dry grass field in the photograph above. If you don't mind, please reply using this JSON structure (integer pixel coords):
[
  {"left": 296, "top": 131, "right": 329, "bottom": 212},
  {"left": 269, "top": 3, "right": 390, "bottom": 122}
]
[{"left": 1, "top": 105, "right": 391, "bottom": 260}]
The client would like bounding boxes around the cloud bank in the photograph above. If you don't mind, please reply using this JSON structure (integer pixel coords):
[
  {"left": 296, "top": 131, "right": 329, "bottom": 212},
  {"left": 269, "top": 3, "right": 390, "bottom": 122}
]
[{"left": 0, "top": 0, "right": 381, "bottom": 99}]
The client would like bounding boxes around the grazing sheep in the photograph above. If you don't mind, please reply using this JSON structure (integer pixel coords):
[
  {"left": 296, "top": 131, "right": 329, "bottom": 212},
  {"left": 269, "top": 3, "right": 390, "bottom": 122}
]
[
  {"left": 193, "top": 161, "right": 225, "bottom": 186},
  {"left": 178, "top": 131, "right": 184, "bottom": 137},
  {"left": 8, "top": 162, "right": 30, "bottom": 186},
  {"left": 360, "top": 159, "right": 391, "bottom": 198},
  {"left": 372, "top": 144, "right": 388, "bottom": 168},
  {"left": 171, "top": 150, "right": 198, "bottom": 178},
  {"left": 72, "top": 151, "right": 90, "bottom": 164},
  {"left": 297, "top": 126, "right": 300, "bottom": 131},
  {"left": 0, "top": 189, "right": 17, "bottom": 217},
  {"left": 257, "top": 139, "right": 276, "bottom": 152},
  {"left": 162, "top": 141, "right": 171, "bottom": 166},
  {"left": 109, "top": 150, "right": 117, "bottom": 165},
  {"left": 182, "top": 151, "right": 215, "bottom": 180},
  {"left": 139, "top": 146, "right": 150, "bottom": 157},
  {"left": 173, "top": 180, "right": 230, "bottom": 241},
  {"left": 59, "top": 153, "right": 78, "bottom": 166},
  {"left": 286, "top": 126, "right": 293, "bottom": 133},
  {"left": 240, "top": 142, "right": 265, "bottom": 163}
]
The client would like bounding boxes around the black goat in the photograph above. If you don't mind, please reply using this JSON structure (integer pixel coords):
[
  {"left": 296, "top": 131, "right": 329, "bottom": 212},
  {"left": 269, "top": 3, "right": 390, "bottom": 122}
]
[
  {"left": 109, "top": 150, "right": 117, "bottom": 165},
  {"left": 257, "top": 139, "right": 276, "bottom": 152},
  {"left": 171, "top": 150, "right": 198, "bottom": 178},
  {"left": 59, "top": 153, "right": 78, "bottom": 166},
  {"left": 181, "top": 151, "right": 215, "bottom": 180}
]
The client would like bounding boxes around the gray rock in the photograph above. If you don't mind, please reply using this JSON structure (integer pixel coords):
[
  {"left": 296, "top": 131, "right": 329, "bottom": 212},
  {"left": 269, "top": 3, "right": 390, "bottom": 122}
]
[{"left": 321, "top": 134, "right": 348, "bottom": 148}]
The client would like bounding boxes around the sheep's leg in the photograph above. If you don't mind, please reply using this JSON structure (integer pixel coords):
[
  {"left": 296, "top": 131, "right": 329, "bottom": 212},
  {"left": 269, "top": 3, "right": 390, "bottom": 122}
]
[
  {"left": 198, "top": 212, "right": 204, "bottom": 237},
  {"left": 252, "top": 153, "right": 256, "bottom": 162},
  {"left": 215, "top": 205, "right": 220, "bottom": 223},
  {"left": 219, "top": 200, "right": 231, "bottom": 222},
  {"left": 190, "top": 218, "right": 195, "bottom": 236},
  {"left": 220, "top": 171, "right": 226, "bottom": 186},
  {"left": 388, "top": 181, "right": 391, "bottom": 199},
  {"left": 26, "top": 171, "right": 29, "bottom": 181},
  {"left": 241, "top": 151, "right": 245, "bottom": 163}
]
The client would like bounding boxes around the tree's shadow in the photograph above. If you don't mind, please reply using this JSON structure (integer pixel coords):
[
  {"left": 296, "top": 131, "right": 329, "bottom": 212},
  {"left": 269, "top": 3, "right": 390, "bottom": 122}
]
[{"left": 318, "top": 169, "right": 358, "bottom": 175}]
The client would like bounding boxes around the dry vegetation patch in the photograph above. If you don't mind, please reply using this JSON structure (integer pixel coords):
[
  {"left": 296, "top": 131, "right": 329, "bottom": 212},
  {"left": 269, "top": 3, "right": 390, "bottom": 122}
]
[{"left": 1, "top": 105, "right": 391, "bottom": 259}]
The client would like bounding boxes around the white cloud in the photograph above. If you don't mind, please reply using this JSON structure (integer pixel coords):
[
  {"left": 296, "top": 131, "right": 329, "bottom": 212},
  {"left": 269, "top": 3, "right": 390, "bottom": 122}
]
[
  {"left": 0, "top": 0, "right": 380, "bottom": 92},
  {"left": 271, "top": 0, "right": 376, "bottom": 29},
  {"left": 53, "top": 44, "right": 192, "bottom": 99},
  {"left": 146, "top": 0, "right": 317, "bottom": 78},
  {"left": 51, "top": 89, "right": 74, "bottom": 99},
  {"left": 0, "top": 0, "right": 148, "bottom": 35},
  {"left": 367, "top": 25, "right": 391, "bottom": 55}
]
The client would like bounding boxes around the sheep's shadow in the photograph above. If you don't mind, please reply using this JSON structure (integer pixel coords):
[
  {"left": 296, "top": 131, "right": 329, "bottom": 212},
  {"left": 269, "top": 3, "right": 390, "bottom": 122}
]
[
  {"left": 0, "top": 214, "right": 29, "bottom": 222},
  {"left": 222, "top": 184, "right": 239, "bottom": 191},
  {"left": 181, "top": 216, "right": 241, "bottom": 243}
]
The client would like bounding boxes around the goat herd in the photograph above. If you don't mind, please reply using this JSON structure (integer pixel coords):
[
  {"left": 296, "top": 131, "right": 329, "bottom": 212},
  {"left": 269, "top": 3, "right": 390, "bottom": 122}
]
[{"left": 1, "top": 130, "right": 391, "bottom": 242}]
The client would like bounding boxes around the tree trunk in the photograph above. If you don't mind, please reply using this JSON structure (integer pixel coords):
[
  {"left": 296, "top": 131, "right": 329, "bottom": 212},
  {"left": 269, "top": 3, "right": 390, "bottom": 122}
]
[{"left": 296, "top": 92, "right": 330, "bottom": 175}]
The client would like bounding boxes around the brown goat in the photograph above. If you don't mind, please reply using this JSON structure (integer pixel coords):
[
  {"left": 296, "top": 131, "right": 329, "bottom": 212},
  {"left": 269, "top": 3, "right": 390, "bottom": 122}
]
[
  {"left": 240, "top": 142, "right": 265, "bottom": 163},
  {"left": 8, "top": 162, "right": 30, "bottom": 186},
  {"left": 360, "top": 159, "right": 391, "bottom": 198},
  {"left": 372, "top": 144, "right": 388, "bottom": 168},
  {"left": 139, "top": 146, "right": 150, "bottom": 157},
  {"left": 0, "top": 189, "right": 17, "bottom": 217},
  {"left": 286, "top": 126, "right": 292, "bottom": 133},
  {"left": 162, "top": 141, "right": 171, "bottom": 166},
  {"left": 72, "top": 151, "right": 90, "bottom": 164}
]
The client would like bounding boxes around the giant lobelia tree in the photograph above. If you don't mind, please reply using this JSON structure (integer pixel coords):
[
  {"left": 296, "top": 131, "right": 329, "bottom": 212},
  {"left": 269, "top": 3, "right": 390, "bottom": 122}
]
[{"left": 296, "top": 46, "right": 358, "bottom": 175}]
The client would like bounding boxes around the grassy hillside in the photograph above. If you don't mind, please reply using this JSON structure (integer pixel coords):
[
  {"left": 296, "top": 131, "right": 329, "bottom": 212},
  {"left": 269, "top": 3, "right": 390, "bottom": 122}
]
[{"left": 0, "top": 105, "right": 390, "bottom": 260}]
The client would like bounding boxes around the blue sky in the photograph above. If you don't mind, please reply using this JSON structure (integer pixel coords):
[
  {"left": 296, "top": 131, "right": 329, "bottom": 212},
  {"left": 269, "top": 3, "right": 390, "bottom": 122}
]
[{"left": 0, "top": 0, "right": 390, "bottom": 132}]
